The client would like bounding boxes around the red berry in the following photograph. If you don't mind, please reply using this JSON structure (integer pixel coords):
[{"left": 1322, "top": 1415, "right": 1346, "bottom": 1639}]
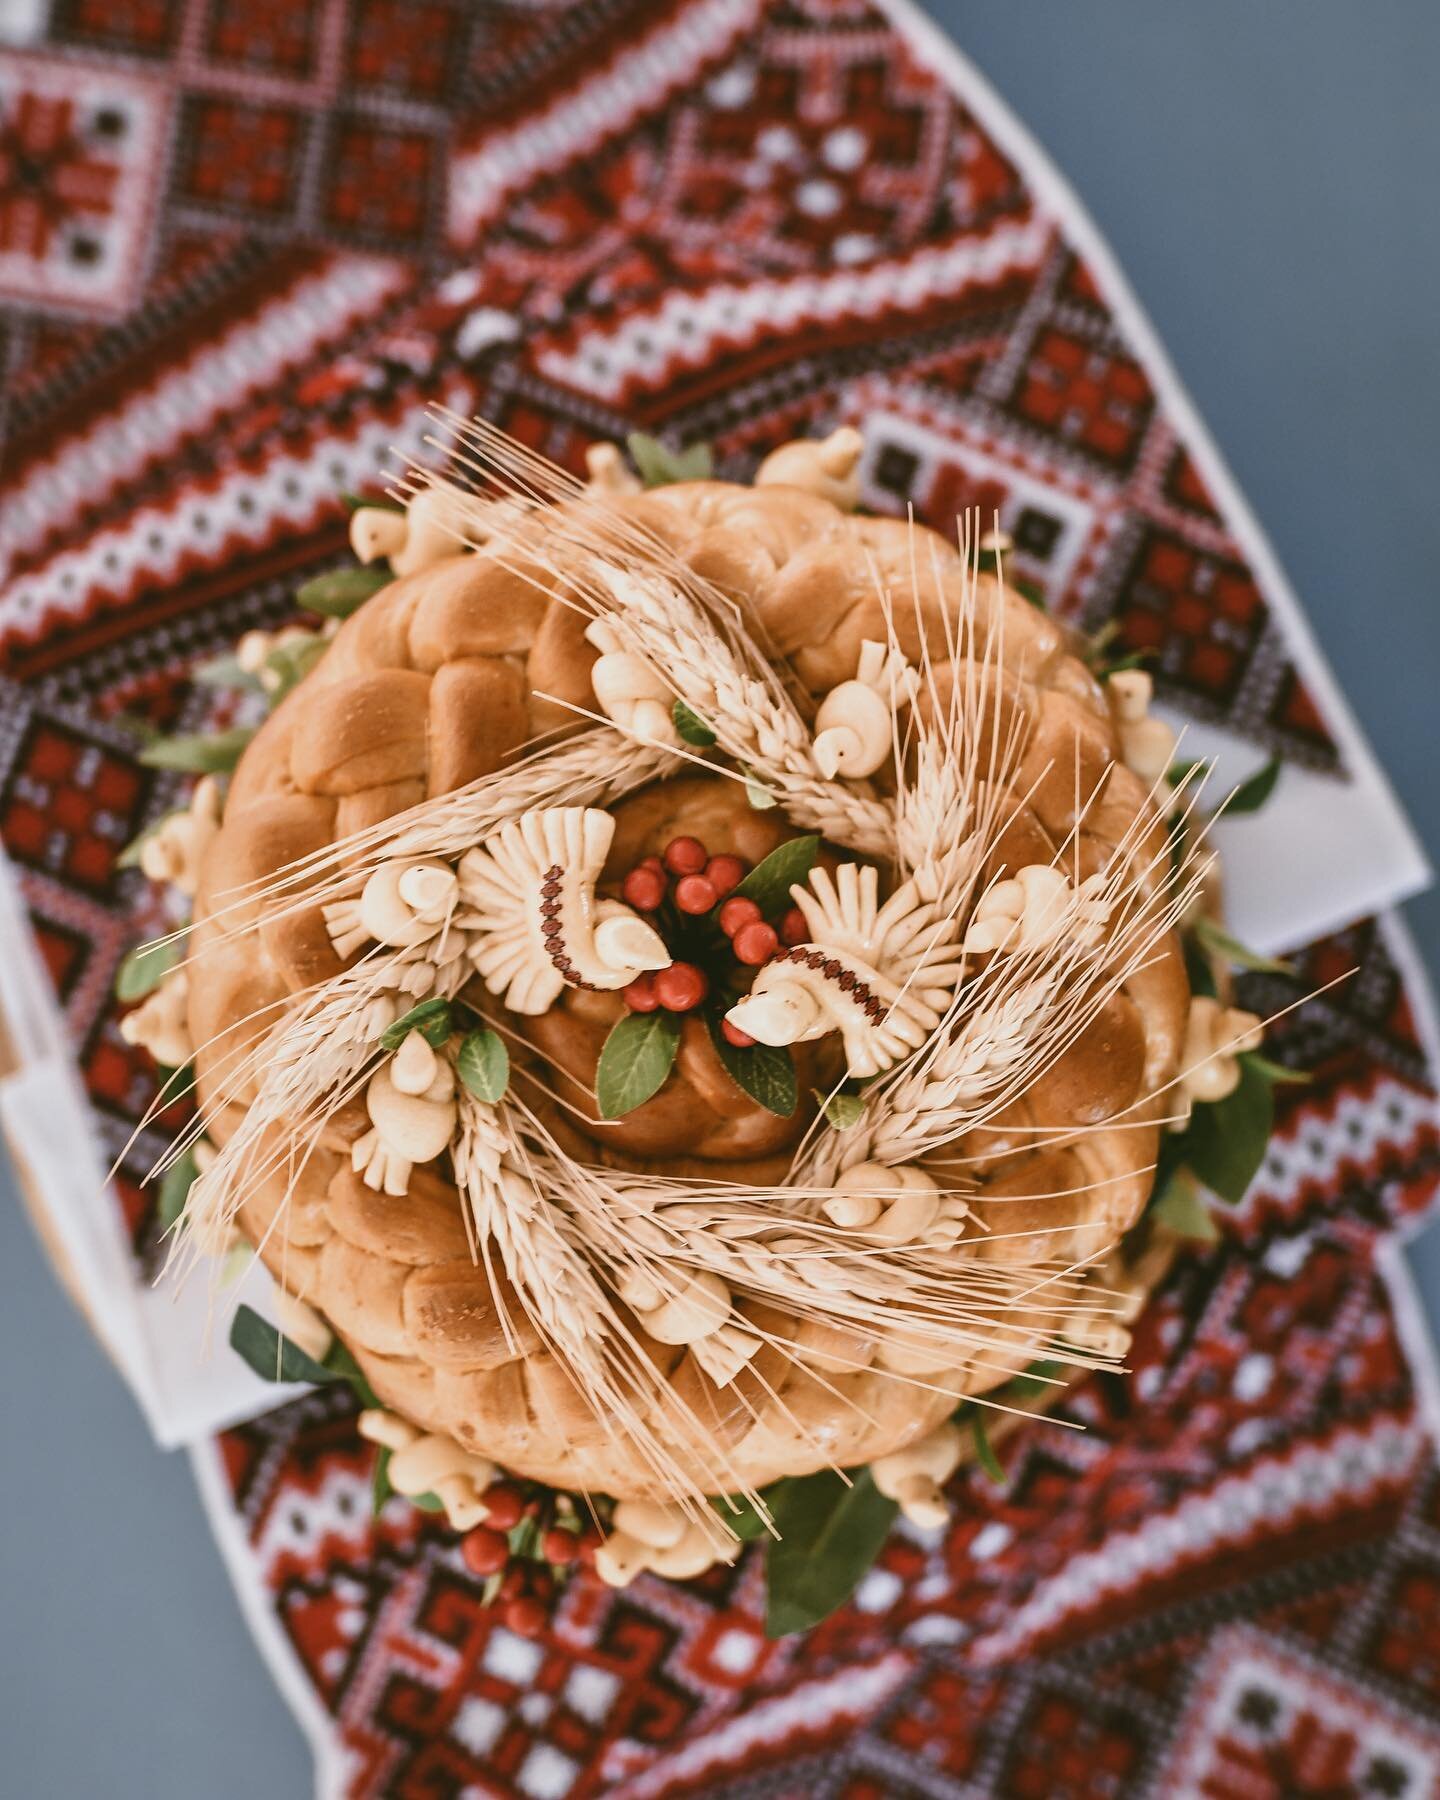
[
  {"left": 653, "top": 961, "right": 708, "bottom": 1011},
  {"left": 543, "top": 1526, "right": 579, "bottom": 1566},
  {"left": 779, "top": 906, "right": 808, "bottom": 946},
  {"left": 577, "top": 1526, "right": 604, "bottom": 1567},
  {"left": 718, "top": 896, "right": 762, "bottom": 938},
  {"left": 621, "top": 866, "right": 666, "bottom": 911},
  {"left": 663, "top": 835, "right": 707, "bottom": 875},
  {"left": 705, "top": 854, "right": 747, "bottom": 898},
  {"left": 530, "top": 1567, "right": 556, "bottom": 1601},
  {"left": 481, "top": 1482, "right": 524, "bottom": 1530},
  {"left": 499, "top": 1566, "right": 526, "bottom": 1600},
  {"left": 674, "top": 873, "right": 717, "bottom": 914},
  {"left": 732, "top": 921, "right": 780, "bottom": 966},
  {"left": 623, "top": 973, "right": 659, "bottom": 1013},
  {"left": 640, "top": 855, "right": 664, "bottom": 875},
  {"left": 503, "top": 1596, "right": 548, "bottom": 1638},
  {"left": 721, "top": 1018, "right": 756, "bottom": 1049},
  {"left": 462, "top": 1526, "right": 510, "bottom": 1578}
]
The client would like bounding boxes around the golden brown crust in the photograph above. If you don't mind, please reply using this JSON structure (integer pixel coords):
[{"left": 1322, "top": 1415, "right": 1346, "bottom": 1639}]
[{"left": 190, "top": 479, "right": 1187, "bottom": 1497}]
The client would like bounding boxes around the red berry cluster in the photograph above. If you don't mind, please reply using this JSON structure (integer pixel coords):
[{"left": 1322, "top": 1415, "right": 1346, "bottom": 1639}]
[
  {"left": 618, "top": 834, "right": 809, "bottom": 1036},
  {"left": 460, "top": 1480, "right": 603, "bottom": 1637}
]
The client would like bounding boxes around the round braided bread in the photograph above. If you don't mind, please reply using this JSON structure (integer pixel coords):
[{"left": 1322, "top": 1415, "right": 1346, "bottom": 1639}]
[{"left": 189, "top": 478, "right": 1187, "bottom": 1497}]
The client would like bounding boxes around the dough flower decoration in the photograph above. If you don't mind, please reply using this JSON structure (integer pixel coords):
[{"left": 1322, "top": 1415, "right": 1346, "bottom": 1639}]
[{"left": 114, "top": 414, "right": 1303, "bottom": 1642}]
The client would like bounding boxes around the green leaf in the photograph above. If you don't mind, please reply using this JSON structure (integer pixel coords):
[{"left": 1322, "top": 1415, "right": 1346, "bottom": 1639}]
[
  {"left": 263, "top": 635, "right": 327, "bottom": 702},
  {"left": 1166, "top": 757, "right": 1212, "bottom": 788},
  {"left": 764, "top": 1467, "right": 898, "bottom": 1637},
  {"left": 626, "top": 431, "right": 713, "bottom": 488},
  {"left": 1219, "top": 756, "right": 1281, "bottom": 817},
  {"left": 672, "top": 699, "right": 716, "bottom": 748},
  {"left": 723, "top": 835, "right": 819, "bottom": 919},
  {"left": 1243, "top": 1052, "right": 1311, "bottom": 1086},
  {"left": 193, "top": 652, "right": 261, "bottom": 692},
  {"left": 596, "top": 1010, "right": 681, "bottom": 1118},
  {"left": 372, "top": 1446, "right": 394, "bottom": 1514},
  {"left": 971, "top": 1412, "right": 1006, "bottom": 1484},
  {"left": 1101, "top": 649, "right": 1154, "bottom": 675},
  {"left": 457, "top": 1027, "right": 510, "bottom": 1103},
  {"left": 817, "top": 1089, "right": 864, "bottom": 1131},
  {"left": 1013, "top": 576, "right": 1047, "bottom": 610},
  {"left": 322, "top": 1339, "right": 379, "bottom": 1407},
  {"left": 296, "top": 565, "right": 390, "bottom": 618},
  {"left": 155, "top": 1147, "right": 198, "bottom": 1236},
  {"left": 710, "top": 1492, "right": 774, "bottom": 1542},
  {"left": 705, "top": 1010, "right": 796, "bottom": 1116},
  {"left": 115, "top": 936, "right": 181, "bottom": 1001},
  {"left": 1182, "top": 931, "right": 1220, "bottom": 999},
  {"left": 1183, "top": 1056, "right": 1275, "bottom": 1206},
  {"left": 1193, "top": 916, "right": 1290, "bottom": 975},
  {"left": 742, "top": 768, "right": 778, "bottom": 810},
  {"left": 139, "top": 726, "right": 255, "bottom": 773},
  {"left": 1149, "top": 1168, "right": 1219, "bottom": 1242},
  {"left": 1002, "top": 1358, "right": 1066, "bottom": 1403},
  {"left": 380, "top": 997, "right": 454, "bottom": 1051},
  {"left": 229, "top": 1303, "right": 334, "bottom": 1386},
  {"left": 342, "top": 490, "right": 402, "bottom": 514}
]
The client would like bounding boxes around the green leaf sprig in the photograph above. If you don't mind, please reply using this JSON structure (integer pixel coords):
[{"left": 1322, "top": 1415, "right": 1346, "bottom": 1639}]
[
  {"left": 229, "top": 1302, "right": 378, "bottom": 1403},
  {"left": 717, "top": 835, "right": 819, "bottom": 919},
  {"left": 595, "top": 1010, "right": 681, "bottom": 1118},
  {"left": 706, "top": 1010, "right": 796, "bottom": 1117},
  {"left": 816, "top": 1089, "right": 864, "bottom": 1131},
  {"left": 155, "top": 1146, "right": 199, "bottom": 1236},
  {"left": 457, "top": 1027, "right": 510, "bottom": 1102},
  {"left": 139, "top": 726, "right": 255, "bottom": 774},
  {"left": 380, "top": 997, "right": 454, "bottom": 1051},
  {"left": 296, "top": 565, "right": 390, "bottom": 618},
  {"left": 762, "top": 1467, "right": 898, "bottom": 1637},
  {"left": 115, "top": 937, "right": 181, "bottom": 1001},
  {"left": 672, "top": 699, "right": 716, "bottom": 747},
  {"left": 626, "top": 432, "right": 713, "bottom": 488}
]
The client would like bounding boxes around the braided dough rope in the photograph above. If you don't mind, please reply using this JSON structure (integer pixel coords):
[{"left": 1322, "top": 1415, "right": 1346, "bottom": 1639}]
[{"left": 186, "top": 439, "right": 1188, "bottom": 1503}]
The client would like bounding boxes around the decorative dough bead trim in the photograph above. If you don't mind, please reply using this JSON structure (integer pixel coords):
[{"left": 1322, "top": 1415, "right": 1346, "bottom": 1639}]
[{"left": 769, "top": 944, "right": 886, "bottom": 1023}]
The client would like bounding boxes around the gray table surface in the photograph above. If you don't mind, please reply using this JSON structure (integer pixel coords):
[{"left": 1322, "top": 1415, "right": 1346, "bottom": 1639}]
[{"left": 3, "top": 5, "right": 1438, "bottom": 1794}]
